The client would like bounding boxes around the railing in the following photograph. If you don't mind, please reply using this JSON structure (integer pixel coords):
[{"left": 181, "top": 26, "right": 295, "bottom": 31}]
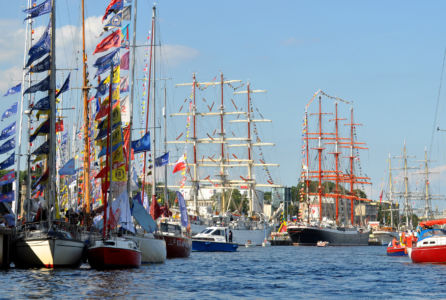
[{"left": 15, "top": 221, "right": 83, "bottom": 240}]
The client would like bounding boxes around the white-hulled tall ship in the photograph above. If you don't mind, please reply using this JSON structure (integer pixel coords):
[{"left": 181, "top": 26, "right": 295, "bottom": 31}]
[
  {"left": 168, "top": 74, "right": 281, "bottom": 246},
  {"left": 287, "top": 90, "right": 371, "bottom": 246}
]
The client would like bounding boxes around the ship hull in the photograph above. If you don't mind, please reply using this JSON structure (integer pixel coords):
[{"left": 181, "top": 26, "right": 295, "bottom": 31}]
[
  {"left": 192, "top": 240, "right": 238, "bottom": 252},
  {"left": 410, "top": 245, "right": 446, "bottom": 264},
  {"left": 287, "top": 226, "right": 369, "bottom": 246},
  {"left": 14, "top": 237, "right": 84, "bottom": 268},
  {"left": 88, "top": 239, "right": 141, "bottom": 269},
  {"left": 191, "top": 224, "right": 269, "bottom": 246},
  {"left": 159, "top": 234, "right": 191, "bottom": 258},
  {"left": 126, "top": 234, "right": 166, "bottom": 263},
  {"left": 386, "top": 246, "right": 407, "bottom": 256}
]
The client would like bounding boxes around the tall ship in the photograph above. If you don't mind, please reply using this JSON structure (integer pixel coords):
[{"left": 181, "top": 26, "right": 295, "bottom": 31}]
[
  {"left": 167, "top": 74, "right": 282, "bottom": 246},
  {"left": 287, "top": 90, "right": 370, "bottom": 246}
]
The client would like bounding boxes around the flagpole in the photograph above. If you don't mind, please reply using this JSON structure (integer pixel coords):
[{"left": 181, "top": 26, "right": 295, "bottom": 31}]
[
  {"left": 151, "top": 5, "right": 157, "bottom": 209},
  {"left": 142, "top": 5, "right": 155, "bottom": 203},
  {"left": 15, "top": 0, "right": 33, "bottom": 224},
  {"left": 127, "top": 0, "right": 137, "bottom": 200},
  {"left": 81, "top": 0, "right": 91, "bottom": 217},
  {"left": 48, "top": 0, "right": 57, "bottom": 225},
  {"left": 163, "top": 83, "right": 168, "bottom": 205}
]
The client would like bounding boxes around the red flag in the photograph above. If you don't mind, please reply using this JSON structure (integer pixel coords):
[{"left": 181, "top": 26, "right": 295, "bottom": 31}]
[
  {"left": 102, "top": 0, "right": 123, "bottom": 21},
  {"left": 95, "top": 100, "right": 119, "bottom": 121},
  {"left": 173, "top": 154, "right": 186, "bottom": 174},
  {"left": 93, "top": 29, "right": 121, "bottom": 54},
  {"left": 379, "top": 190, "right": 383, "bottom": 204},
  {"left": 150, "top": 196, "right": 162, "bottom": 220},
  {"left": 56, "top": 119, "right": 64, "bottom": 132}
]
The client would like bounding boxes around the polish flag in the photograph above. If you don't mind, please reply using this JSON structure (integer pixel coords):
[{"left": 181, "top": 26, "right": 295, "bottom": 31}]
[{"left": 173, "top": 154, "right": 186, "bottom": 174}]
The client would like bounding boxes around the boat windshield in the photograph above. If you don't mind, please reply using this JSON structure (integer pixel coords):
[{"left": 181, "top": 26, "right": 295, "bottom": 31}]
[
  {"left": 420, "top": 229, "right": 446, "bottom": 240},
  {"left": 201, "top": 229, "right": 213, "bottom": 234}
]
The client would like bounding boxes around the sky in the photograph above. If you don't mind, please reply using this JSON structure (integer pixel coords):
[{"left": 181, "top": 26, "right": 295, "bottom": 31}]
[{"left": 2, "top": 1, "right": 446, "bottom": 213}]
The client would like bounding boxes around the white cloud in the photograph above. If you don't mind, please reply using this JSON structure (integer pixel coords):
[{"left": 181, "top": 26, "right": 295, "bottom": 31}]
[{"left": 0, "top": 66, "right": 22, "bottom": 92}]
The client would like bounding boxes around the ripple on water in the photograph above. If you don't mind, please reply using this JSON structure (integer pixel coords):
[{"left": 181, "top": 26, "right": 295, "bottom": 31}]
[{"left": 2, "top": 247, "right": 446, "bottom": 299}]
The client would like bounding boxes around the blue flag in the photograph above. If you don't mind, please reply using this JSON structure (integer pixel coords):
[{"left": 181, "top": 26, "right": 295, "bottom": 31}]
[
  {"left": 155, "top": 152, "right": 169, "bottom": 167},
  {"left": 0, "top": 153, "right": 14, "bottom": 170},
  {"left": 132, "top": 132, "right": 150, "bottom": 154},
  {"left": 0, "top": 138, "right": 15, "bottom": 155},
  {"left": 132, "top": 193, "right": 157, "bottom": 233},
  {"left": 103, "top": 11, "right": 122, "bottom": 29},
  {"left": 26, "top": 21, "right": 50, "bottom": 67},
  {"left": 3, "top": 83, "right": 21, "bottom": 97},
  {"left": 94, "top": 48, "right": 120, "bottom": 68},
  {"left": 31, "top": 96, "right": 50, "bottom": 111},
  {"left": 0, "top": 170, "right": 14, "bottom": 186},
  {"left": 97, "top": 142, "right": 122, "bottom": 158},
  {"left": 1, "top": 102, "right": 18, "bottom": 121},
  {"left": 28, "top": 54, "right": 50, "bottom": 73},
  {"left": 0, "top": 191, "right": 14, "bottom": 203},
  {"left": 23, "top": 0, "right": 51, "bottom": 20},
  {"left": 32, "top": 140, "right": 49, "bottom": 156},
  {"left": 59, "top": 158, "right": 76, "bottom": 176},
  {"left": 93, "top": 48, "right": 120, "bottom": 77},
  {"left": 57, "top": 73, "right": 70, "bottom": 96},
  {"left": 95, "top": 122, "right": 120, "bottom": 140},
  {"left": 23, "top": 75, "right": 50, "bottom": 94},
  {"left": 95, "top": 78, "right": 109, "bottom": 98},
  {"left": 177, "top": 191, "right": 189, "bottom": 227},
  {"left": 29, "top": 119, "right": 49, "bottom": 143},
  {"left": 0, "top": 122, "right": 16, "bottom": 141}
]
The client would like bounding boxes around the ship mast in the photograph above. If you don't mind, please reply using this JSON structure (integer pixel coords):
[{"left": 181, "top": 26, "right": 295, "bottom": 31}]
[
  {"left": 126, "top": 0, "right": 137, "bottom": 199},
  {"left": 141, "top": 5, "right": 155, "bottom": 202},
  {"left": 388, "top": 153, "right": 395, "bottom": 228},
  {"left": 151, "top": 5, "right": 157, "bottom": 210},
  {"left": 81, "top": 0, "right": 91, "bottom": 215},
  {"left": 172, "top": 77, "right": 279, "bottom": 216},
  {"left": 422, "top": 149, "right": 434, "bottom": 219},
  {"left": 402, "top": 142, "right": 411, "bottom": 228},
  {"left": 48, "top": 0, "right": 57, "bottom": 225},
  {"left": 17, "top": 0, "right": 33, "bottom": 222}
]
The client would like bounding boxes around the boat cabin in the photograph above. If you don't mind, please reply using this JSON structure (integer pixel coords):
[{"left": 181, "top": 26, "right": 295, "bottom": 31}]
[{"left": 192, "top": 226, "right": 230, "bottom": 243}]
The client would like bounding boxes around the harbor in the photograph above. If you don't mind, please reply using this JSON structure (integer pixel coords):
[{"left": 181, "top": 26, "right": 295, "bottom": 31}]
[{"left": 3, "top": 0, "right": 446, "bottom": 298}]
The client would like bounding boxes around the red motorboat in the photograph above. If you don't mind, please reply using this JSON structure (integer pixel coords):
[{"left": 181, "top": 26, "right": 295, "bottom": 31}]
[
  {"left": 157, "top": 221, "right": 191, "bottom": 258},
  {"left": 386, "top": 245, "right": 407, "bottom": 256},
  {"left": 409, "top": 218, "right": 446, "bottom": 264},
  {"left": 88, "top": 237, "right": 141, "bottom": 269}
]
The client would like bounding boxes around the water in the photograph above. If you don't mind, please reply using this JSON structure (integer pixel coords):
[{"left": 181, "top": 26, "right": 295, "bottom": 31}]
[{"left": 3, "top": 246, "right": 446, "bottom": 299}]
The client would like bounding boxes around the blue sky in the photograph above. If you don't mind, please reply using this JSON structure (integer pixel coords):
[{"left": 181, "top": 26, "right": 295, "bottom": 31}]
[{"left": 2, "top": 1, "right": 446, "bottom": 212}]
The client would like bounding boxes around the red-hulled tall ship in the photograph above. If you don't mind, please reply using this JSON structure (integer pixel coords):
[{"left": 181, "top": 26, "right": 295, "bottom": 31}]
[{"left": 288, "top": 90, "right": 371, "bottom": 246}]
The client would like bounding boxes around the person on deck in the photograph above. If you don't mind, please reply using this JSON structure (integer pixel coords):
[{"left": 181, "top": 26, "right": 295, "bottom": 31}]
[
  {"left": 392, "top": 237, "right": 398, "bottom": 248},
  {"left": 229, "top": 230, "right": 233, "bottom": 243}
]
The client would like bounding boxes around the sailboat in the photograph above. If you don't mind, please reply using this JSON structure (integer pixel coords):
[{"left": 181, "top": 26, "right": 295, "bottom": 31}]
[
  {"left": 170, "top": 75, "right": 279, "bottom": 246},
  {"left": 86, "top": 0, "right": 142, "bottom": 269},
  {"left": 13, "top": 0, "right": 85, "bottom": 268},
  {"left": 287, "top": 90, "right": 370, "bottom": 246}
]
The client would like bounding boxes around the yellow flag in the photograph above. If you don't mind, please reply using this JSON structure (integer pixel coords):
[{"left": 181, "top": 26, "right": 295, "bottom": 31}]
[
  {"left": 103, "top": 66, "right": 121, "bottom": 84},
  {"left": 96, "top": 127, "right": 122, "bottom": 148},
  {"left": 112, "top": 145, "right": 124, "bottom": 163},
  {"left": 112, "top": 164, "right": 127, "bottom": 182}
]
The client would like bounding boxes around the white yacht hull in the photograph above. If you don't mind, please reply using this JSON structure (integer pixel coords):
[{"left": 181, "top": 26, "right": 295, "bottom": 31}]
[
  {"left": 126, "top": 234, "right": 166, "bottom": 263},
  {"left": 14, "top": 237, "right": 84, "bottom": 268},
  {"left": 191, "top": 224, "right": 269, "bottom": 246}
]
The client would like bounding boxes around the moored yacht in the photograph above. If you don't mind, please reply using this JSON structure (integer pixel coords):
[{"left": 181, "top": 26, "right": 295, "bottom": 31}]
[
  {"left": 14, "top": 221, "right": 85, "bottom": 268},
  {"left": 192, "top": 226, "right": 238, "bottom": 252},
  {"left": 88, "top": 236, "right": 141, "bottom": 269}
]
